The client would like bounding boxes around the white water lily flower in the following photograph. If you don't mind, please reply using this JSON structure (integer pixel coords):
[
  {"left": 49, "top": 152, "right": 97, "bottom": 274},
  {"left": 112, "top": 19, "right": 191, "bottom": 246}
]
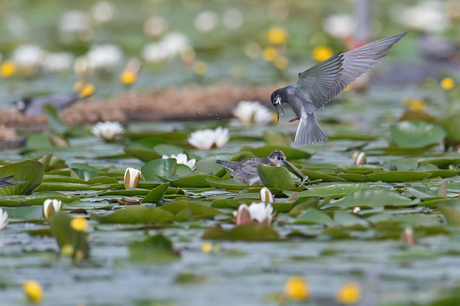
[
  {"left": 233, "top": 101, "right": 272, "bottom": 125},
  {"left": 233, "top": 202, "right": 273, "bottom": 225},
  {"left": 144, "top": 16, "right": 169, "bottom": 37},
  {"left": 188, "top": 126, "right": 229, "bottom": 150},
  {"left": 124, "top": 167, "right": 141, "bottom": 188},
  {"left": 87, "top": 44, "right": 123, "bottom": 69},
  {"left": 91, "top": 1, "right": 115, "bottom": 25},
  {"left": 223, "top": 8, "right": 244, "bottom": 29},
  {"left": 0, "top": 208, "right": 8, "bottom": 230},
  {"left": 142, "top": 32, "right": 191, "bottom": 63},
  {"left": 43, "top": 199, "right": 63, "bottom": 220},
  {"left": 162, "top": 153, "right": 196, "bottom": 170},
  {"left": 397, "top": 1, "right": 449, "bottom": 32},
  {"left": 194, "top": 11, "right": 219, "bottom": 32},
  {"left": 60, "top": 10, "right": 91, "bottom": 33},
  {"left": 161, "top": 32, "right": 191, "bottom": 55},
  {"left": 92, "top": 121, "right": 124, "bottom": 140},
  {"left": 12, "top": 45, "right": 44, "bottom": 68},
  {"left": 322, "top": 14, "right": 354, "bottom": 39},
  {"left": 43, "top": 52, "right": 74, "bottom": 72}
]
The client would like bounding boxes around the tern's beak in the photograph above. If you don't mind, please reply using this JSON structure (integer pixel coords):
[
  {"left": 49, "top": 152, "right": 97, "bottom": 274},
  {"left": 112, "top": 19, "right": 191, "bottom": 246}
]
[
  {"left": 284, "top": 160, "right": 307, "bottom": 178},
  {"left": 274, "top": 97, "right": 285, "bottom": 122}
]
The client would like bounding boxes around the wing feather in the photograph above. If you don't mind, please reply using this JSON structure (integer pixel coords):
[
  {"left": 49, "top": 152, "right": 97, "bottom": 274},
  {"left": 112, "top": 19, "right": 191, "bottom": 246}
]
[{"left": 293, "top": 33, "right": 406, "bottom": 110}]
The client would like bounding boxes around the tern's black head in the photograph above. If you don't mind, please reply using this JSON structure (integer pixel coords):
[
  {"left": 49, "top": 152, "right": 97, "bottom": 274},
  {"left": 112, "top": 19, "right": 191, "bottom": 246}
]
[
  {"left": 270, "top": 88, "right": 287, "bottom": 121},
  {"left": 16, "top": 98, "right": 32, "bottom": 113}
]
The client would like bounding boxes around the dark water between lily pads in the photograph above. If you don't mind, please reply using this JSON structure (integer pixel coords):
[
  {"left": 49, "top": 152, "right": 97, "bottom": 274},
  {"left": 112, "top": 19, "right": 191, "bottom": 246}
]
[{"left": 2, "top": 84, "right": 460, "bottom": 306}]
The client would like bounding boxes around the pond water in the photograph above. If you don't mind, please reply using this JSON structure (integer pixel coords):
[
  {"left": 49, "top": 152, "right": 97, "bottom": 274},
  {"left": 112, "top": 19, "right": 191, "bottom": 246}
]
[{"left": 2, "top": 82, "right": 460, "bottom": 306}]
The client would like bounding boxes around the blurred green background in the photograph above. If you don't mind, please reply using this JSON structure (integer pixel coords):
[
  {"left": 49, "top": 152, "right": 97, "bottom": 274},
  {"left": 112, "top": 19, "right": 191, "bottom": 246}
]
[{"left": 1, "top": 0, "right": 458, "bottom": 106}]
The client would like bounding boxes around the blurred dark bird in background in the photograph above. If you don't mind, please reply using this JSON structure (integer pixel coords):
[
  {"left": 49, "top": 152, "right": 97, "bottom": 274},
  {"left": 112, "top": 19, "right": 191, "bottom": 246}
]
[
  {"left": 418, "top": 33, "right": 460, "bottom": 64},
  {"left": 15, "top": 81, "right": 95, "bottom": 116}
]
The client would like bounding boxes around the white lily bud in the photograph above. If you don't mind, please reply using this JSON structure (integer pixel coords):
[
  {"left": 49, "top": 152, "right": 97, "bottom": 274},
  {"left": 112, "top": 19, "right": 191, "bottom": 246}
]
[
  {"left": 0, "top": 208, "right": 8, "bottom": 230},
  {"left": 124, "top": 167, "right": 141, "bottom": 189},
  {"left": 233, "top": 204, "right": 251, "bottom": 225},
  {"left": 42, "top": 199, "right": 63, "bottom": 220},
  {"left": 400, "top": 227, "right": 417, "bottom": 245},
  {"left": 353, "top": 152, "right": 366, "bottom": 165},
  {"left": 259, "top": 187, "right": 275, "bottom": 203}
]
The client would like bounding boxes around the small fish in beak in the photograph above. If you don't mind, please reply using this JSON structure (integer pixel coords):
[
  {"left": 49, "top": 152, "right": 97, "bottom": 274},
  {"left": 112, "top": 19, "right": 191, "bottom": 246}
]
[{"left": 274, "top": 96, "right": 285, "bottom": 122}]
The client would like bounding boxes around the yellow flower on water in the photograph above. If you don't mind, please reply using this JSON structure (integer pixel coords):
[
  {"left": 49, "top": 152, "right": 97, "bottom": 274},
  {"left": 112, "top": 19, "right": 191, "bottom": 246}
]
[
  {"left": 274, "top": 56, "right": 289, "bottom": 70},
  {"left": 440, "top": 77, "right": 455, "bottom": 90},
  {"left": 403, "top": 98, "right": 427, "bottom": 112},
  {"left": 201, "top": 241, "right": 213, "bottom": 253},
  {"left": 268, "top": 27, "right": 288, "bottom": 44},
  {"left": 70, "top": 217, "right": 88, "bottom": 232},
  {"left": 194, "top": 60, "right": 207, "bottom": 75},
  {"left": 284, "top": 276, "right": 309, "bottom": 301},
  {"left": 23, "top": 279, "right": 43, "bottom": 302},
  {"left": 343, "top": 84, "right": 352, "bottom": 92},
  {"left": 120, "top": 70, "right": 137, "bottom": 85},
  {"left": 263, "top": 47, "right": 278, "bottom": 62},
  {"left": 0, "top": 60, "right": 17, "bottom": 78},
  {"left": 312, "top": 46, "right": 333, "bottom": 62},
  {"left": 335, "top": 282, "right": 362, "bottom": 304},
  {"left": 74, "top": 80, "right": 95, "bottom": 99}
]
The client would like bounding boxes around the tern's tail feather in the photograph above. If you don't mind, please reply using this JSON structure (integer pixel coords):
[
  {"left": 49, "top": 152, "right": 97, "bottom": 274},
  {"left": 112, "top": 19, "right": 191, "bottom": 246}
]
[{"left": 293, "top": 114, "right": 328, "bottom": 147}]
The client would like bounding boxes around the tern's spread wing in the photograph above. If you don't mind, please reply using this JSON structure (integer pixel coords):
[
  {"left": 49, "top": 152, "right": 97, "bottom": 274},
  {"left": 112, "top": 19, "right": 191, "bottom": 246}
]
[
  {"left": 294, "top": 53, "right": 344, "bottom": 110},
  {"left": 324, "top": 33, "right": 407, "bottom": 102},
  {"left": 294, "top": 32, "right": 407, "bottom": 110}
]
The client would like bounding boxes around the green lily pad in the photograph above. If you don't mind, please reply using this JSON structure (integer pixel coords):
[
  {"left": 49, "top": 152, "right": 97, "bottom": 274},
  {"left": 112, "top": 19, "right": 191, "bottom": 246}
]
[
  {"left": 323, "top": 189, "right": 413, "bottom": 209},
  {"left": 336, "top": 173, "right": 368, "bottom": 182},
  {"left": 333, "top": 210, "right": 369, "bottom": 227},
  {"left": 153, "top": 144, "right": 183, "bottom": 157},
  {"left": 257, "top": 164, "right": 295, "bottom": 190},
  {"left": 294, "top": 208, "right": 332, "bottom": 224},
  {"left": 91, "top": 206, "right": 176, "bottom": 223},
  {"left": 366, "top": 171, "right": 431, "bottom": 182},
  {"left": 426, "top": 170, "right": 460, "bottom": 178},
  {"left": 300, "top": 168, "right": 348, "bottom": 182},
  {"left": 438, "top": 201, "right": 460, "bottom": 226},
  {"left": 43, "top": 105, "right": 70, "bottom": 134},
  {"left": 129, "top": 234, "right": 179, "bottom": 262},
  {"left": 175, "top": 164, "right": 193, "bottom": 177},
  {"left": 437, "top": 114, "right": 460, "bottom": 148},
  {"left": 419, "top": 156, "right": 460, "bottom": 169},
  {"left": 3, "top": 206, "right": 43, "bottom": 219},
  {"left": 0, "top": 160, "right": 45, "bottom": 196},
  {"left": 36, "top": 183, "right": 111, "bottom": 191},
  {"left": 285, "top": 184, "right": 383, "bottom": 198},
  {"left": 162, "top": 174, "right": 220, "bottom": 188},
  {"left": 202, "top": 223, "right": 280, "bottom": 241},
  {"left": 162, "top": 200, "right": 220, "bottom": 218},
  {"left": 383, "top": 159, "right": 418, "bottom": 171},
  {"left": 390, "top": 121, "right": 446, "bottom": 149},
  {"left": 70, "top": 163, "right": 99, "bottom": 181},
  {"left": 264, "top": 131, "right": 290, "bottom": 147},
  {"left": 124, "top": 137, "right": 166, "bottom": 162},
  {"left": 141, "top": 159, "right": 177, "bottom": 180},
  {"left": 142, "top": 182, "right": 170, "bottom": 203}
]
